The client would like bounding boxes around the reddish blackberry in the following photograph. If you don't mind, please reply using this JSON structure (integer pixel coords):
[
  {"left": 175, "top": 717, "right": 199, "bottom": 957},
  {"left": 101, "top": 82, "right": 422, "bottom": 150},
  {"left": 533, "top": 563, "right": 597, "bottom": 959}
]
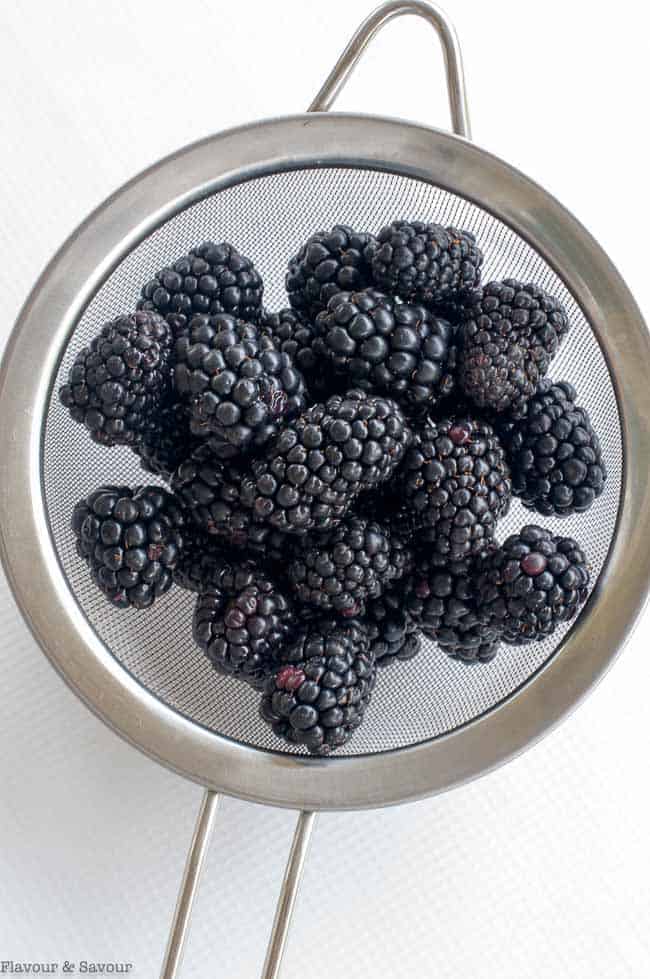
[
  {"left": 315, "top": 288, "right": 455, "bottom": 408},
  {"left": 366, "top": 220, "right": 483, "bottom": 306},
  {"left": 364, "top": 590, "right": 421, "bottom": 668},
  {"left": 241, "top": 390, "right": 412, "bottom": 534},
  {"left": 59, "top": 311, "right": 173, "bottom": 447},
  {"left": 401, "top": 416, "right": 511, "bottom": 560},
  {"left": 458, "top": 280, "right": 570, "bottom": 415},
  {"left": 193, "top": 564, "right": 294, "bottom": 688},
  {"left": 286, "top": 225, "right": 376, "bottom": 320},
  {"left": 404, "top": 551, "right": 500, "bottom": 664},
  {"left": 287, "top": 515, "right": 413, "bottom": 616},
  {"left": 501, "top": 379, "right": 606, "bottom": 516},
  {"left": 476, "top": 525, "right": 590, "bottom": 644},
  {"left": 174, "top": 314, "right": 306, "bottom": 458},
  {"left": 139, "top": 241, "right": 263, "bottom": 327},
  {"left": 133, "top": 402, "right": 198, "bottom": 480},
  {"left": 260, "top": 618, "right": 376, "bottom": 754},
  {"left": 71, "top": 485, "right": 185, "bottom": 609}
]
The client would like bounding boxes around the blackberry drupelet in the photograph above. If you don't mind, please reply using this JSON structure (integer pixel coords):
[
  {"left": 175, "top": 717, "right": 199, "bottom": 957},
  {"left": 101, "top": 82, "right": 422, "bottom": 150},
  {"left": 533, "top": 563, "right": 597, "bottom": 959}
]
[
  {"left": 315, "top": 288, "right": 455, "bottom": 407},
  {"left": 364, "top": 589, "right": 421, "bottom": 668},
  {"left": 476, "top": 525, "right": 590, "bottom": 644},
  {"left": 72, "top": 485, "right": 185, "bottom": 609},
  {"left": 174, "top": 314, "right": 306, "bottom": 458},
  {"left": 287, "top": 514, "right": 413, "bottom": 616},
  {"left": 260, "top": 618, "right": 376, "bottom": 754},
  {"left": 193, "top": 565, "right": 294, "bottom": 688},
  {"left": 241, "top": 390, "right": 412, "bottom": 534},
  {"left": 404, "top": 551, "right": 500, "bottom": 664},
  {"left": 458, "top": 280, "right": 570, "bottom": 416},
  {"left": 139, "top": 240, "right": 263, "bottom": 327},
  {"left": 286, "top": 225, "right": 377, "bottom": 320},
  {"left": 60, "top": 311, "right": 173, "bottom": 447},
  {"left": 134, "top": 402, "right": 198, "bottom": 480},
  {"left": 501, "top": 379, "right": 606, "bottom": 516},
  {"left": 366, "top": 220, "right": 483, "bottom": 306},
  {"left": 401, "top": 415, "right": 511, "bottom": 560}
]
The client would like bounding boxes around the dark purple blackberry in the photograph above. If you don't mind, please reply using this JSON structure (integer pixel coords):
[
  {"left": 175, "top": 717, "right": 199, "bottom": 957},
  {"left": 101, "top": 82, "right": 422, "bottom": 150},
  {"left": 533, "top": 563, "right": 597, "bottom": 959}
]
[
  {"left": 287, "top": 515, "right": 413, "bottom": 617},
  {"left": 261, "top": 307, "right": 331, "bottom": 398},
  {"left": 193, "top": 565, "right": 294, "bottom": 688},
  {"left": 174, "top": 314, "right": 306, "bottom": 459},
  {"left": 260, "top": 618, "right": 376, "bottom": 754},
  {"left": 364, "top": 590, "right": 421, "bottom": 668},
  {"left": 458, "top": 280, "right": 570, "bottom": 416},
  {"left": 366, "top": 220, "right": 483, "bottom": 306},
  {"left": 404, "top": 551, "right": 500, "bottom": 664},
  {"left": 139, "top": 241, "right": 264, "bottom": 327},
  {"left": 133, "top": 402, "right": 198, "bottom": 480},
  {"left": 315, "top": 288, "right": 455, "bottom": 407},
  {"left": 401, "top": 416, "right": 511, "bottom": 561},
  {"left": 241, "top": 390, "right": 412, "bottom": 534},
  {"left": 59, "top": 311, "right": 173, "bottom": 447},
  {"left": 286, "top": 225, "right": 377, "bottom": 320},
  {"left": 476, "top": 525, "right": 590, "bottom": 644},
  {"left": 71, "top": 485, "right": 185, "bottom": 609},
  {"left": 500, "top": 379, "right": 606, "bottom": 517}
]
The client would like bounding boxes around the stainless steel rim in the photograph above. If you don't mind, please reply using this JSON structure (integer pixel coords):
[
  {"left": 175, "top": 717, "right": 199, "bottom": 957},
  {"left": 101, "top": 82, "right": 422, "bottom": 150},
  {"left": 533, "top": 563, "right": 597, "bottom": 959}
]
[{"left": 1, "top": 111, "right": 649, "bottom": 810}]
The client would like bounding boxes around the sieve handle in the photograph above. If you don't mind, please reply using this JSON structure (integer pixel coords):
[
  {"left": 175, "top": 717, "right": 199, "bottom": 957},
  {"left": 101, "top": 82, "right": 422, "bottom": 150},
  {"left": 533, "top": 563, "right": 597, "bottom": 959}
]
[
  {"left": 308, "top": 0, "right": 471, "bottom": 138},
  {"left": 160, "top": 790, "right": 220, "bottom": 979},
  {"left": 260, "top": 810, "right": 318, "bottom": 979}
]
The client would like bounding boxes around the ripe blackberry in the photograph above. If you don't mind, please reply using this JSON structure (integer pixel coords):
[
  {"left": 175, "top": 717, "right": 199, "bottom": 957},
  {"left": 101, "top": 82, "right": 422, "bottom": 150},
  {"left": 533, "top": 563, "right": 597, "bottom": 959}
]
[
  {"left": 366, "top": 220, "right": 483, "bottom": 306},
  {"left": 60, "top": 311, "right": 173, "bottom": 447},
  {"left": 133, "top": 402, "right": 198, "bottom": 480},
  {"left": 174, "top": 314, "right": 306, "bottom": 458},
  {"left": 501, "top": 379, "right": 606, "bottom": 517},
  {"left": 476, "top": 525, "right": 590, "bottom": 644},
  {"left": 364, "top": 590, "right": 421, "bottom": 668},
  {"left": 286, "top": 225, "right": 376, "bottom": 320},
  {"left": 72, "top": 485, "right": 185, "bottom": 609},
  {"left": 193, "top": 565, "right": 294, "bottom": 688},
  {"left": 261, "top": 307, "right": 331, "bottom": 398},
  {"left": 139, "top": 241, "right": 263, "bottom": 327},
  {"left": 260, "top": 618, "right": 376, "bottom": 754},
  {"left": 401, "top": 416, "right": 511, "bottom": 560},
  {"left": 241, "top": 390, "right": 412, "bottom": 534},
  {"left": 458, "top": 280, "right": 570, "bottom": 415},
  {"left": 404, "top": 551, "right": 500, "bottom": 664},
  {"left": 287, "top": 515, "right": 412, "bottom": 616},
  {"left": 315, "top": 288, "right": 455, "bottom": 407}
]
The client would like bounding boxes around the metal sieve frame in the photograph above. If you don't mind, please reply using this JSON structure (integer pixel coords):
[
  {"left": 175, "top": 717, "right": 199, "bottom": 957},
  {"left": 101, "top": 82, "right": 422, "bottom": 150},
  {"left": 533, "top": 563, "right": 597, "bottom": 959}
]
[{"left": 1, "top": 112, "right": 649, "bottom": 811}]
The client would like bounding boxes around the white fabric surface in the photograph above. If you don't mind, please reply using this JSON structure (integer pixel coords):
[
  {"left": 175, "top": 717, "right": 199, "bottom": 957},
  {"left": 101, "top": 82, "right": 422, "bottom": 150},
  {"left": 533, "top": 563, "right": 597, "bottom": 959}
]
[{"left": 1, "top": 1, "right": 650, "bottom": 976}]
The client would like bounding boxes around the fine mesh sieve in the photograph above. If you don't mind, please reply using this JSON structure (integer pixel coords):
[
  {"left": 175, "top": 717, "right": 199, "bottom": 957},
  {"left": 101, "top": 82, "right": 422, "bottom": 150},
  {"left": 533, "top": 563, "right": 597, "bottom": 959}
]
[{"left": 1, "top": 3, "right": 649, "bottom": 978}]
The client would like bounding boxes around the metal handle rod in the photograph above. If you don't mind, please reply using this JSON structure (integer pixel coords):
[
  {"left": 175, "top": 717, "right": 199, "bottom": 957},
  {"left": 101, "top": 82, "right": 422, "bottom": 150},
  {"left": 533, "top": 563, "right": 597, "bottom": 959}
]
[
  {"left": 261, "top": 810, "right": 318, "bottom": 979},
  {"left": 308, "top": 0, "right": 471, "bottom": 139},
  {"left": 160, "top": 789, "right": 220, "bottom": 979}
]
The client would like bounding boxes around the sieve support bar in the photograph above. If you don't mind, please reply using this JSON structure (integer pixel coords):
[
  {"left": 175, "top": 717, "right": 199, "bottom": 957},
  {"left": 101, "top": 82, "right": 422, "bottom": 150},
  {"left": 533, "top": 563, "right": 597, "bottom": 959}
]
[
  {"left": 160, "top": 789, "right": 220, "bottom": 979},
  {"left": 308, "top": 0, "right": 471, "bottom": 138},
  {"left": 260, "top": 810, "right": 318, "bottom": 979}
]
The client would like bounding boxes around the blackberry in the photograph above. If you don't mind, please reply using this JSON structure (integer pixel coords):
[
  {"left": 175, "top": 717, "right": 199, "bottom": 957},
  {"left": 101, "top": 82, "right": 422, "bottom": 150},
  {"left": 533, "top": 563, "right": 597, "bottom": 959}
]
[
  {"left": 193, "top": 565, "right": 294, "bottom": 688},
  {"left": 287, "top": 515, "right": 412, "bottom": 616},
  {"left": 286, "top": 225, "right": 376, "bottom": 320},
  {"left": 458, "top": 280, "right": 570, "bottom": 415},
  {"left": 134, "top": 402, "right": 198, "bottom": 480},
  {"left": 261, "top": 307, "right": 330, "bottom": 398},
  {"left": 366, "top": 220, "right": 483, "bottom": 305},
  {"left": 404, "top": 551, "right": 500, "bottom": 664},
  {"left": 476, "top": 525, "right": 590, "bottom": 644},
  {"left": 174, "top": 314, "right": 306, "bottom": 458},
  {"left": 72, "top": 485, "right": 185, "bottom": 609},
  {"left": 241, "top": 390, "right": 412, "bottom": 534},
  {"left": 260, "top": 618, "right": 376, "bottom": 754},
  {"left": 60, "top": 311, "right": 173, "bottom": 447},
  {"left": 315, "top": 288, "right": 455, "bottom": 407},
  {"left": 139, "top": 241, "right": 263, "bottom": 327},
  {"left": 501, "top": 379, "right": 606, "bottom": 516},
  {"left": 401, "top": 415, "right": 511, "bottom": 560},
  {"left": 364, "top": 590, "right": 421, "bottom": 668},
  {"left": 173, "top": 526, "right": 229, "bottom": 594}
]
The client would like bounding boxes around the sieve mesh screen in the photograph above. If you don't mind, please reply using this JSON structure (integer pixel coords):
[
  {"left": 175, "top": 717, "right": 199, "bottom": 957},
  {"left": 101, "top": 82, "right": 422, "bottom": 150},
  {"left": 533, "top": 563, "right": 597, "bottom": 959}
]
[{"left": 42, "top": 166, "right": 622, "bottom": 756}]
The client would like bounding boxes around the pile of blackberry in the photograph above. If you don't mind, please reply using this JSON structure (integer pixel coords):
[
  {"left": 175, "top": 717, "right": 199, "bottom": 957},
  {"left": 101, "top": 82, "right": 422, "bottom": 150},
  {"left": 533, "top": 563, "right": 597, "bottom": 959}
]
[{"left": 62, "top": 223, "right": 605, "bottom": 755}]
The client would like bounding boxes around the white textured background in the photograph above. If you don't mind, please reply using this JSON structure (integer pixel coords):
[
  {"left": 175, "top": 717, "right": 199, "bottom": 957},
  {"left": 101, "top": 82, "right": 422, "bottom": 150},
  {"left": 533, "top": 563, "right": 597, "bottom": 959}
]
[{"left": 1, "top": 1, "right": 650, "bottom": 976}]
